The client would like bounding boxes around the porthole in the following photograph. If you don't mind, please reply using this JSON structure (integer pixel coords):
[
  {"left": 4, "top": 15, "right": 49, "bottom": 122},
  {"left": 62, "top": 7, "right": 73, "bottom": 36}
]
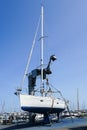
[{"left": 40, "top": 100, "right": 43, "bottom": 102}]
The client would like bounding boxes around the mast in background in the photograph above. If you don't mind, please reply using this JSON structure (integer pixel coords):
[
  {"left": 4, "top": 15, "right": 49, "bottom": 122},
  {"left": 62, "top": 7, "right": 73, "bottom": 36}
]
[{"left": 77, "top": 88, "right": 80, "bottom": 112}]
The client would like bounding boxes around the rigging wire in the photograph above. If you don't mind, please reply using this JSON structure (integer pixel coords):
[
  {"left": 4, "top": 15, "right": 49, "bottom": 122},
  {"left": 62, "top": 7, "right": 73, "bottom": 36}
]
[
  {"left": 20, "top": 15, "right": 41, "bottom": 90},
  {"left": 48, "top": 83, "right": 73, "bottom": 122}
]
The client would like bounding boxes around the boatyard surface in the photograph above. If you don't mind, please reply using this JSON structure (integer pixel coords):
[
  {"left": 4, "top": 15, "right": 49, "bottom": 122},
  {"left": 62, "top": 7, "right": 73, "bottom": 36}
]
[{"left": 1, "top": 117, "right": 87, "bottom": 130}]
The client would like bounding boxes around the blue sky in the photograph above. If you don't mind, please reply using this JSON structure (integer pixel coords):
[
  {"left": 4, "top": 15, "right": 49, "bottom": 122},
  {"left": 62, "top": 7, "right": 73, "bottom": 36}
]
[{"left": 0, "top": 0, "right": 87, "bottom": 112}]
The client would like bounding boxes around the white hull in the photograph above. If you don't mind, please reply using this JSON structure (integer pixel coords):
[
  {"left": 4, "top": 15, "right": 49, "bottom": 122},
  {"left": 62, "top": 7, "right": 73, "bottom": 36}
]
[{"left": 20, "top": 94, "right": 65, "bottom": 114}]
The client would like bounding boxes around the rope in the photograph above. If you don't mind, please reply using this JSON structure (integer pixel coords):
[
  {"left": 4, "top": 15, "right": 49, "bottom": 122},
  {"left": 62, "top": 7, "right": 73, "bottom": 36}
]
[
  {"left": 20, "top": 16, "right": 41, "bottom": 89},
  {"left": 49, "top": 84, "right": 73, "bottom": 122}
]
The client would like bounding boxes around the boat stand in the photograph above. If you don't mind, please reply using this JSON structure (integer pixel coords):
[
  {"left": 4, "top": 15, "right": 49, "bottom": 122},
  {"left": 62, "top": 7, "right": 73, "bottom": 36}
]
[
  {"left": 29, "top": 113, "right": 36, "bottom": 123},
  {"left": 43, "top": 113, "right": 50, "bottom": 124}
]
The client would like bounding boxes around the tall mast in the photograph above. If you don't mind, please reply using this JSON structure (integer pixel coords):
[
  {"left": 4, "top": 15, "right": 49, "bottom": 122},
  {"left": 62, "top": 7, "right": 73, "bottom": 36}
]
[{"left": 40, "top": 5, "right": 44, "bottom": 96}]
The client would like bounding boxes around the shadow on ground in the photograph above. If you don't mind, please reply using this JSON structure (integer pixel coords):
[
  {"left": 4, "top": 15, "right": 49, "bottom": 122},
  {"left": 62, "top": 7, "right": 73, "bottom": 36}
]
[{"left": 0, "top": 122, "right": 51, "bottom": 130}]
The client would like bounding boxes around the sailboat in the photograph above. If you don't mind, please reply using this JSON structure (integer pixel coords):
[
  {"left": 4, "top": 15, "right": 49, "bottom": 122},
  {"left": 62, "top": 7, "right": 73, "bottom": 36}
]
[{"left": 16, "top": 6, "right": 66, "bottom": 122}]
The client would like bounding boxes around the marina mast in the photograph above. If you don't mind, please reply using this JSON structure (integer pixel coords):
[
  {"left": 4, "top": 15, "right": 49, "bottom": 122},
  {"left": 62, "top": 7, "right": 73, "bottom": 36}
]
[{"left": 77, "top": 88, "right": 80, "bottom": 112}]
